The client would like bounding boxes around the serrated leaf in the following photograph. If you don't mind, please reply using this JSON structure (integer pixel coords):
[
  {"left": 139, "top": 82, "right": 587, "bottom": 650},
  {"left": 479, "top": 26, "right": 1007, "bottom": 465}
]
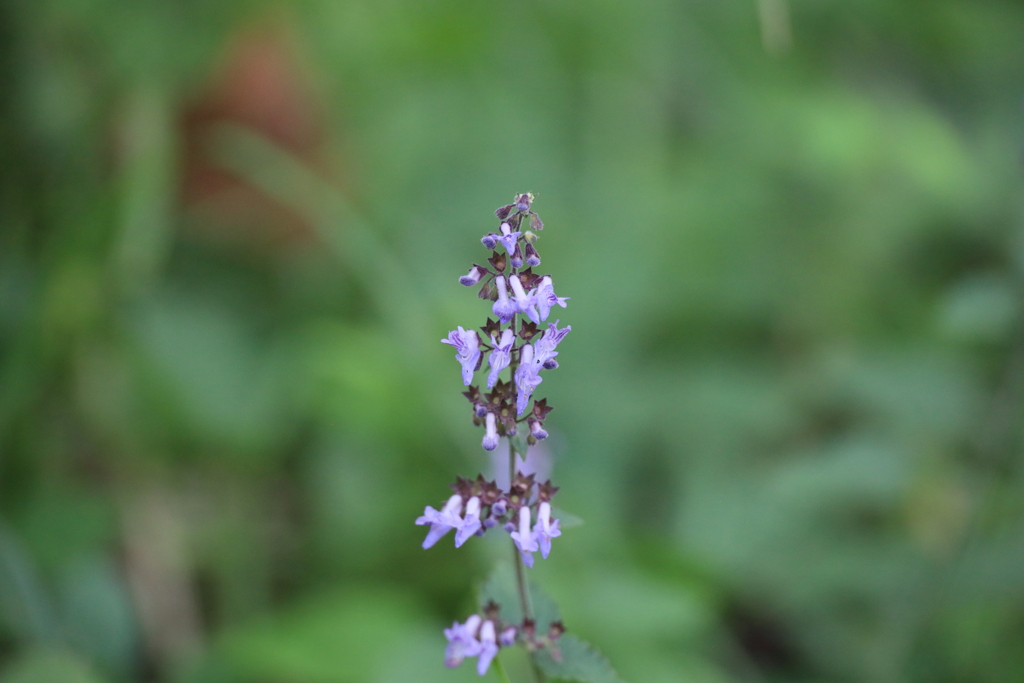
[
  {"left": 534, "top": 635, "right": 625, "bottom": 683},
  {"left": 479, "top": 563, "right": 560, "bottom": 628}
]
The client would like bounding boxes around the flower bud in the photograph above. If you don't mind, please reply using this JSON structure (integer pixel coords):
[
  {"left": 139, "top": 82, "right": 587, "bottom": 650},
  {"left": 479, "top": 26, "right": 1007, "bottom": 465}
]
[
  {"left": 481, "top": 234, "right": 498, "bottom": 249},
  {"left": 499, "top": 626, "right": 517, "bottom": 647},
  {"left": 510, "top": 243, "right": 524, "bottom": 269},
  {"left": 524, "top": 243, "right": 540, "bottom": 267},
  {"left": 460, "top": 264, "right": 488, "bottom": 286}
]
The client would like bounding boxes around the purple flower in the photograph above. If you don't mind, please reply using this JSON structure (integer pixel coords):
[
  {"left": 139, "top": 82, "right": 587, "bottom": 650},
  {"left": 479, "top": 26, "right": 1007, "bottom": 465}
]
[
  {"left": 524, "top": 242, "right": 540, "bottom": 267},
  {"left": 487, "top": 329, "right": 515, "bottom": 389},
  {"left": 476, "top": 620, "right": 500, "bottom": 675},
  {"left": 459, "top": 265, "right": 488, "bottom": 286},
  {"left": 534, "top": 320, "right": 571, "bottom": 367},
  {"left": 491, "top": 276, "right": 517, "bottom": 324},
  {"left": 441, "top": 327, "right": 481, "bottom": 386},
  {"left": 416, "top": 494, "right": 464, "bottom": 549},
  {"left": 455, "top": 496, "right": 483, "bottom": 547},
  {"left": 510, "top": 505, "right": 538, "bottom": 567},
  {"left": 482, "top": 412, "right": 499, "bottom": 451},
  {"left": 514, "top": 344, "right": 543, "bottom": 416},
  {"left": 499, "top": 625, "right": 517, "bottom": 647},
  {"left": 533, "top": 501, "right": 561, "bottom": 559},
  {"left": 509, "top": 274, "right": 540, "bottom": 323},
  {"left": 497, "top": 222, "right": 521, "bottom": 255},
  {"left": 535, "top": 276, "right": 569, "bottom": 321},
  {"left": 481, "top": 233, "right": 498, "bottom": 250},
  {"left": 529, "top": 419, "right": 548, "bottom": 440},
  {"left": 445, "top": 614, "right": 482, "bottom": 668}
]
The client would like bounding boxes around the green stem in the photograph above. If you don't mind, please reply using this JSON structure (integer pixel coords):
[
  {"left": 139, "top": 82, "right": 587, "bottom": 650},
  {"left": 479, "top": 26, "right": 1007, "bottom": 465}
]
[{"left": 493, "top": 655, "right": 514, "bottom": 683}]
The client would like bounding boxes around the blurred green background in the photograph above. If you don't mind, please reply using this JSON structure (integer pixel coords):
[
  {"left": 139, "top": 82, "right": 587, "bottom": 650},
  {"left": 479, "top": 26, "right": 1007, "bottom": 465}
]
[{"left": 3, "top": 0, "right": 1024, "bottom": 682}]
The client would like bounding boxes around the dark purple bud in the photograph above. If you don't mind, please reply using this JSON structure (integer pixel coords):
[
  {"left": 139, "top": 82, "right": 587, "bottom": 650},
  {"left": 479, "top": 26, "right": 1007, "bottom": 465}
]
[
  {"left": 491, "top": 500, "right": 507, "bottom": 517},
  {"left": 519, "top": 321, "right": 539, "bottom": 341},
  {"left": 460, "top": 264, "right": 488, "bottom": 286},
  {"left": 510, "top": 244, "right": 524, "bottom": 269},
  {"left": 537, "top": 479, "right": 559, "bottom": 502},
  {"left": 524, "top": 243, "right": 540, "bottom": 267},
  {"left": 495, "top": 204, "right": 515, "bottom": 220},
  {"left": 487, "top": 251, "right": 506, "bottom": 273},
  {"left": 483, "top": 518, "right": 497, "bottom": 528},
  {"left": 542, "top": 359, "right": 559, "bottom": 370},
  {"left": 515, "top": 193, "right": 532, "bottom": 213},
  {"left": 475, "top": 404, "right": 487, "bottom": 418},
  {"left": 529, "top": 212, "right": 543, "bottom": 231},
  {"left": 531, "top": 399, "right": 553, "bottom": 420},
  {"left": 503, "top": 522, "right": 515, "bottom": 533},
  {"left": 482, "top": 233, "right": 499, "bottom": 250}
]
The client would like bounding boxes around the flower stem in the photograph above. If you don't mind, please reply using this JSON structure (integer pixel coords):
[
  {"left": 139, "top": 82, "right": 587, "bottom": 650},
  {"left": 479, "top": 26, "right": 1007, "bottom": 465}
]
[{"left": 509, "top": 439, "right": 548, "bottom": 683}]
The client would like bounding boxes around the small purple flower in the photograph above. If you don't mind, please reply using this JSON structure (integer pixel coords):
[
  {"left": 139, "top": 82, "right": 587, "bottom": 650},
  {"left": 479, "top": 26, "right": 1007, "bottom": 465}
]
[
  {"left": 533, "top": 501, "right": 561, "bottom": 559},
  {"left": 441, "top": 327, "right": 481, "bottom": 386},
  {"left": 459, "top": 265, "right": 488, "bottom": 286},
  {"left": 444, "top": 614, "right": 482, "bottom": 668},
  {"left": 416, "top": 494, "right": 464, "bottom": 549},
  {"left": 476, "top": 620, "right": 500, "bottom": 675},
  {"left": 535, "top": 276, "right": 569, "bottom": 321},
  {"left": 524, "top": 242, "right": 540, "bottom": 267},
  {"left": 508, "top": 274, "right": 540, "bottom": 323},
  {"left": 514, "top": 345, "right": 543, "bottom": 416},
  {"left": 499, "top": 625, "right": 517, "bottom": 647},
  {"left": 510, "top": 505, "right": 539, "bottom": 567},
  {"left": 534, "top": 320, "right": 571, "bottom": 367},
  {"left": 491, "top": 276, "right": 517, "bottom": 324},
  {"left": 529, "top": 419, "right": 548, "bottom": 441},
  {"left": 455, "top": 496, "right": 483, "bottom": 547},
  {"left": 482, "top": 412, "right": 499, "bottom": 451},
  {"left": 487, "top": 329, "right": 515, "bottom": 389},
  {"left": 481, "top": 234, "right": 498, "bottom": 250},
  {"left": 497, "top": 222, "right": 521, "bottom": 255}
]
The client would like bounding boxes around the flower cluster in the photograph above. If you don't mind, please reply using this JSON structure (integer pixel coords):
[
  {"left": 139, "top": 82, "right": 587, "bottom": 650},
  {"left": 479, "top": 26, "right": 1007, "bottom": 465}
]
[
  {"left": 445, "top": 603, "right": 564, "bottom": 675},
  {"left": 416, "top": 473, "right": 561, "bottom": 567},
  {"left": 424, "top": 194, "right": 572, "bottom": 676},
  {"left": 440, "top": 193, "right": 571, "bottom": 451}
]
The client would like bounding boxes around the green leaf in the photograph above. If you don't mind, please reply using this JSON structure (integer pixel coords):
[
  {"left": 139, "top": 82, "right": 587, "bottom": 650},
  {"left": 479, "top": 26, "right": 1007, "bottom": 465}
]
[
  {"left": 509, "top": 432, "right": 530, "bottom": 459},
  {"left": 479, "top": 564, "right": 560, "bottom": 630},
  {"left": 534, "top": 635, "right": 625, "bottom": 683}
]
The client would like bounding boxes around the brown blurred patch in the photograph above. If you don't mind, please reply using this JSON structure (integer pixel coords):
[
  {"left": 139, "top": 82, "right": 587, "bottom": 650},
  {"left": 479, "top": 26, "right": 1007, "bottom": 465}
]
[{"left": 180, "top": 17, "right": 331, "bottom": 252}]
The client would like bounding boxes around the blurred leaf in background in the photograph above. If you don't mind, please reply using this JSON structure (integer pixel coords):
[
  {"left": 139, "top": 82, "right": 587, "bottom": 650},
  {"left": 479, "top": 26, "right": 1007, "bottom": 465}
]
[{"left": 2, "top": 0, "right": 1024, "bottom": 682}]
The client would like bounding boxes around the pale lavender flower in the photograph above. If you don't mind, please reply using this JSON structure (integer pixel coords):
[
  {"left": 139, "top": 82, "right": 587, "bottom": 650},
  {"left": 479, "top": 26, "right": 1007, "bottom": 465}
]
[
  {"left": 441, "top": 327, "right": 481, "bottom": 385},
  {"left": 445, "top": 614, "right": 482, "bottom": 668},
  {"left": 508, "top": 274, "right": 540, "bottom": 323},
  {"left": 510, "top": 505, "right": 539, "bottom": 567},
  {"left": 535, "top": 276, "right": 569, "bottom": 321},
  {"left": 487, "top": 329, "right": 515, "bottom": 389},
  {"left": 476, "top": 620, "right": 500, "bottom": 675},
  {"left": 534, "top": 320, "right": 571, "bottom": 367},
  {"left": 491, "top": 276, "right": 517, "bottom": 324},
  {"left": 533, "top": 501, "right": 561, "bottom": 559},
  {"left": 497, "top": 222, "right": 521, "bottom": 255},
  {"left": 482, "top": 412, "right": 499, "bottom": 451},
  {"left": 416, "top": 494, "right": 464, "bottom": 549},
  {"left": 499, "top": 625, "right": 517, "bottom": 647},
  {"left": 514, "top": 344, "right": 543, "bottom": 416},
  {"left": 455, "top": 496, "right": 483, "bottom": 547},
  {"left": 459, "top": 265, "right": 488, "bottom": 286}
]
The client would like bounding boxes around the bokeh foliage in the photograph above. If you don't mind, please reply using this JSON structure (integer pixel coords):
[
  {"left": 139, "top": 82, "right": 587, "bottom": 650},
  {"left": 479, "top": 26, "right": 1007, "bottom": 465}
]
[{"left": 2, "top": 0, "right": 1024, "bottom": 682}]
